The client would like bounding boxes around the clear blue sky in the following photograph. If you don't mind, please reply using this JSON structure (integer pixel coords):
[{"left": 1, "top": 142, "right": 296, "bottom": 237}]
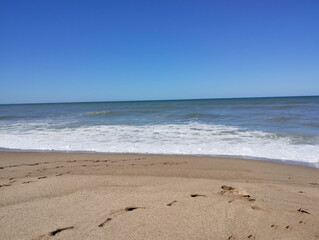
[{"left": 1, "top": 0, "right": 318, "bottom": 104}]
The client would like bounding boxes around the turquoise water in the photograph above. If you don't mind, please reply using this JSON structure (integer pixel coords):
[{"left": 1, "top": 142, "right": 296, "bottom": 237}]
[{"left": 0, "top": 96, "right": 318, "bottom": 167}]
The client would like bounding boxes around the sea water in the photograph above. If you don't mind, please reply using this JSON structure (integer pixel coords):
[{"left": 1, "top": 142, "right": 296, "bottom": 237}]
[{"left": 0, "top": 96, "right": 318, "bottom": 167}]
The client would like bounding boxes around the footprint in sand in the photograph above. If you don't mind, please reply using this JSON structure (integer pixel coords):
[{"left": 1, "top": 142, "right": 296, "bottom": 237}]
[
  {"left": 190, "top": 194, "right": 207, "bottom": 198},
  {"left": 220, "top": 185, "right": 255, "bottom": 202},
  {"left": 98, "top": 207, "right": 145, "bottom": 227},
  {"left": 298, "top": 208, "right": 310, "bottom": 214},
  {"left": 38, "top": 176, "right": 47, "bottom": 179},
  {"left": 22, "top": 181, "right": 33, "bottom": 184},
  {"left": 167, "top": 200, "right": 177, "bottom": 206},
  {"left": 125, "top": 207, "right": 144, "bottom": 211},
  {"left": 49, "top": 226, "right": 74, "bottom": 236},
  {"left": 35, "top": 226, "right": 75, "bottom": 239},
  {"left": 0, "top": 184, "right": 11, "bottom": 188},
  {"left": 98, "top": 218, "right": 112, "bottom": 227}
]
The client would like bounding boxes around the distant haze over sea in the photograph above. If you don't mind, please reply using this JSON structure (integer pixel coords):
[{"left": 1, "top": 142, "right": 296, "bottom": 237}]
[{"left": 0, "top": 96, "right": 318, "bottom": 167}]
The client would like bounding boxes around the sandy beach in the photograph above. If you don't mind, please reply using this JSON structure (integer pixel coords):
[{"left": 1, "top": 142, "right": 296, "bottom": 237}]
[{"left": 0, "top": 152, "right": 318, "bottom": 240}]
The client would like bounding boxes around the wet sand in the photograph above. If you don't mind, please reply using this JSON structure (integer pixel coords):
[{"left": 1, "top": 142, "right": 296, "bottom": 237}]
[{"left": 0, "top": 152, "right": 318, "bottom": 239}]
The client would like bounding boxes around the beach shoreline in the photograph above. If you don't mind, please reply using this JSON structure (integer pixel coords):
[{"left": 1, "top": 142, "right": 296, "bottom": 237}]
[
  {"left": 0, "top": 151, "right": 318, "bottom": 239},
  {"left": 0, "top": 149, "right": 317, "bottom": 168}
]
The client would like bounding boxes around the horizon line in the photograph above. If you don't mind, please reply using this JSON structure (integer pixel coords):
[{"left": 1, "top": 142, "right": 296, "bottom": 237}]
[{"left": 0, "top": 94, "right": 318, "bottom": 106}]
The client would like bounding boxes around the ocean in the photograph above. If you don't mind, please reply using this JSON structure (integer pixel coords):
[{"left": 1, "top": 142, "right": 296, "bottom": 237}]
[{"left": 0, "top": 96, "right": 318, "bottom": 167}]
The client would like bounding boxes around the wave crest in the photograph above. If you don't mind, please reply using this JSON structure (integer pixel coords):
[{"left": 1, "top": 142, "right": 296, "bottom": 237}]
[
  {"left": 83, "top": 111, "right": 118, "bottom": 116},
  {"left": 184, "top": 113, "right": 220, "bottom": 118},
  {"left": 1, "top": 122, "right": 318, "bottom": 164}
]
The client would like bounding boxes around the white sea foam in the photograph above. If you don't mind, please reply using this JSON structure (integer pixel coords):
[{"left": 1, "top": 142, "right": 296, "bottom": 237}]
[{"left": 0, "top": 122, "right": 318, "bottom": 165}]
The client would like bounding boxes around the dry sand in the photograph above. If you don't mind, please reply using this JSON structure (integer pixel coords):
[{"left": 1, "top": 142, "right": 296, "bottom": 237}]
[{"left": 0, "top": 152, "right": 318, "bottom": 240}]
